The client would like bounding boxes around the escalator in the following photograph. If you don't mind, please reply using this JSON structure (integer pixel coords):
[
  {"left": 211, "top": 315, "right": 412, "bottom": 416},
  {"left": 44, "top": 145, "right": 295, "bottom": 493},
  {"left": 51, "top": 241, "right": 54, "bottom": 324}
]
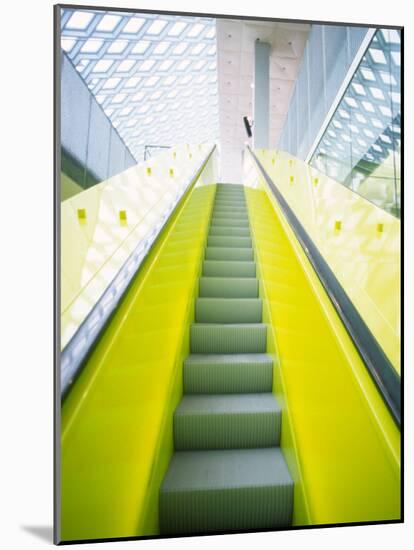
[
  {"left": 60, "top": 170, "right": 400, "bottom": 542},
  {"left": 160, "top": 184, "right": 293, "bottom": 535}
]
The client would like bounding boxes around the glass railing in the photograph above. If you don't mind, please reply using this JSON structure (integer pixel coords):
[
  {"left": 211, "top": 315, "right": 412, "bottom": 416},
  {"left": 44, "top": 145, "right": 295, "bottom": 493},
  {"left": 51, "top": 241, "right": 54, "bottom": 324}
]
[
  {"left": 60, "top": 143, "right": 217, "bottom": 395},
  {"left": 311, "top": 29, "right": 401, "bottom": 218}
]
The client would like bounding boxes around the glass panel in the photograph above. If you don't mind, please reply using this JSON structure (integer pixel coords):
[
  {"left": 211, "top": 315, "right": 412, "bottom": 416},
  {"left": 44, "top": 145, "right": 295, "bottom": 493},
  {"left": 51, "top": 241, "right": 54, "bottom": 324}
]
[
  {"left": 311, "top": 29, "right": 401, "bottom": 217},
  {"left": 60, "top": 9, "right": 220, "bottom": 162}
]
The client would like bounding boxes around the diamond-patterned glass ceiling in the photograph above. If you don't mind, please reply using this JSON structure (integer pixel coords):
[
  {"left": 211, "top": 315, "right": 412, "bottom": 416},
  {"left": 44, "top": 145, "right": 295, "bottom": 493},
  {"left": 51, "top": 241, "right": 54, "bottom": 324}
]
[
  {"left": 61, "top": 8, "right": 220, "bottom": 161},
  {"left": 311, "top": 28, "right": 401, "bottom": 214}
]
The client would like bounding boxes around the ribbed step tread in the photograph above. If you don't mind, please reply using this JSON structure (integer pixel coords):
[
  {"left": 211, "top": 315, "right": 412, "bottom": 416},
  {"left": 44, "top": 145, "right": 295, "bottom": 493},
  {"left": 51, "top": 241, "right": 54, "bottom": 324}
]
[
  {"left": 213, "top": 200, "right": 246, "bottom": 207},
  {"left": 184, "top": 353, "right": 273, "bottom": 393},
  {"left": 160, "top": 448, "right": 293, "bottom": 534},
  {"left": 205, "top": 247, "right": 254, "bottom": 261},
  {"left": 207, "top": 236, "right": 252, "bottom": 248},
  {"left": 174, "top": 393, "right": 281, "bottom": 450},
  {"left": 191, "top": 323, "right": 267, "bottom": 353},
  {"left": 203, "top": 260, "right": 256, "bottom": 278},
  {"left": 199, "top": 277, "right": 258, "bottom": 298},
  {"left": 210, "top": 218, "right": 250, "bottom": 228},
  {"left": 213, "top": 207, "right": 248, "bottom": 214},
  {"left": 209, "top": 226, "right": 251, "bottom": 237},
  {"left": 196, "top": 297, "right": 262, "bottom": 323}
]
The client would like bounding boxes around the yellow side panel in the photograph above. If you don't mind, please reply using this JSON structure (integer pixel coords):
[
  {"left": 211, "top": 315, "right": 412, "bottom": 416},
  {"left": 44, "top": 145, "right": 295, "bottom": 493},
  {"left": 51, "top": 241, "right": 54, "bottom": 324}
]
[
  {"left": 246, "top": 185, "right": 400, "bottom": 526},
  {"left": 250, "top": 150, "right": 400, "bottom": 374},
  {"left": 60, "top": 143, "right": 215, "bottom": 349},
  {"left": 60, "top": 182, "right": 216, "bottom": 542}
]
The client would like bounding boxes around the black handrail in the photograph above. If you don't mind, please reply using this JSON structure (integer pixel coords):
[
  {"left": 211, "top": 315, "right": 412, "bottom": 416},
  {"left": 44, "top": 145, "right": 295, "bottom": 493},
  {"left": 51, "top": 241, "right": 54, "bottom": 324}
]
[
  {"left": 60, "top": 145, "right": 216, "bottom": 398},
  {"left": 248, "top": 147, "right": 401, "bottom": 427}
]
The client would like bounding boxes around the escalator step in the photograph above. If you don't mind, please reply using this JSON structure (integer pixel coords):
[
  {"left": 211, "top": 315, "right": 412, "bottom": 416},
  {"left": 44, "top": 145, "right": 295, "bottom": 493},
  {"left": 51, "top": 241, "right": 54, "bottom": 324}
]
[
  {"left": 203, "top": 260, "right": 256, "bottom": 278},
  {"left": 195, "top": 297, "right": 262, "bottom": 323},
  {"left": 213, "top": 206, "right": 248, "bottom": 214},
  {"left": 213, "top": 199, "right": 246, "bottom": 207},
  {"left": 174, "top": 393, "right": 281, "bottom": 450},
  {"left": 205, "top": 247, "right": 254, "bottom": 261},
  {"left": 159, "top": 447, "right": 293, "bottom": 534},
  {"left": 210, "top": 217, "right": 250, "bottom": 228},
  {"left": 209, "top": 226, "right": 251, "bottom": 237},
  {"left": 199, "top": 277, "right": 258, "bottom": 298},
  {"left": 184, "top": 353, "right": 273, "bottom": 394},
  {"left": 191, "top": 323, "right": 267, "bottom": 354},
  {"left": 211, "top": 213, "right": 249, "bottom": 223},
  {"left": 207, "top": 236, "right": 252, "bottom": 248}
]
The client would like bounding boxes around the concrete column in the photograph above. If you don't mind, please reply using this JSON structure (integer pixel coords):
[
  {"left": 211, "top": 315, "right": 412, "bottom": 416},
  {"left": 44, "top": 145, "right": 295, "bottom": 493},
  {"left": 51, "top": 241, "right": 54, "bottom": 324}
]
[{"left": 253, "top": 41, "right": 270, "bottom": 149}]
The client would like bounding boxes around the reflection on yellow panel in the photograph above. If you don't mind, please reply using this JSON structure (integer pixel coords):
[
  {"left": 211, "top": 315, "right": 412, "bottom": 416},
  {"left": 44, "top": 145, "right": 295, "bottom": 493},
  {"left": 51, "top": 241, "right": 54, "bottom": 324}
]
[
  {"left": 245, "top": 184, "right": 400, "bottom": 527},
  {"left": 61, "top": 144, "right": 216, "bottom": 349},
  {"left": 61, "top": 180, "right": 216, "bottom": 542},
  {"left": 244, "top": 149, "right": 400, "bottom": 374}
]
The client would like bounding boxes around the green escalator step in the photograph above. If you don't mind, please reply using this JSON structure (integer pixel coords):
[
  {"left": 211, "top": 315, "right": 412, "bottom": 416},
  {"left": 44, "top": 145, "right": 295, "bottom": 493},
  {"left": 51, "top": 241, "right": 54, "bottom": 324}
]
[
  {"left": 208, "top": 226, "right": 251, "bottom": 237},
  {"left": 213, "top": 206, "right": 248, "bottom": 214},
  {"left": 184, "top": 353, "right": 273, "bottom": 393},
  {"left": 195, "top": 297, "right": 262, "bottom": 323},
  {"left": 205, "top": 247, "right": 254, "bottom": 261},
  {"left": 159, "top": 448, "right": 293, "bottom": 534},
  {"left": 214, "top": 198, "right": 246, "bottom": 206},
  {"left": 174, "top": 393, "right": 281, "bottom": 450},
  {"left": 211, "top": 215, "right": 249, "bottom": 225},
  {"left": 202, "top": 260, "right": 256, "bottom": 278},
  {"left": 207, "top": 236, "right": 252, "bottom": 248},
  {"left": 210, "top": 218, "right": 250, "bottom": 228},
  {"left": 191, "top": 323, "right": 267, "bottom": 353},
  {"left": 199, "top": 277, "right": 258, "bottom": 298}
]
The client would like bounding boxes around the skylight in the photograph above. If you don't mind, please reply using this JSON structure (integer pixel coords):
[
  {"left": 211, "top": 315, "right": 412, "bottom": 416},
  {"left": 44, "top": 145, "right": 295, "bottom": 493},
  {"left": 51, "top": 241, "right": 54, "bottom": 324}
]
[
  {"left": 122, "top": 17, "right": 145, "bottom": 33},
  {"left": 146, "top": 20, "right": 168, "bottom": 36},
  {"left": 108, "top": 40, "right": 128, "bottom": 54},
  {"left": 61, "top": 9, "right": 219, "bottom": 161},
  {"left": 188, "top": 24, "right": 205, "bottom": 37},
  {"left": 117, "top": 59, "right": 135, "bottom": 72},
  {"left": 81, "top": 38, "right": 104, "bottom": 53},
  {"left": 132, "top": 41, "right": 150, "bottom": 54},
  {"left": 168, "top": 22, "right": 187, "bottom": 36},
  {"left": 66, "top": 11, "right": 94, "bottom": 30},
  {"left": 96, "top": 14, "right": 121, "bottom": 32},
  {"left": 92, "top": 59, "right": 114, "bottom": 72}
]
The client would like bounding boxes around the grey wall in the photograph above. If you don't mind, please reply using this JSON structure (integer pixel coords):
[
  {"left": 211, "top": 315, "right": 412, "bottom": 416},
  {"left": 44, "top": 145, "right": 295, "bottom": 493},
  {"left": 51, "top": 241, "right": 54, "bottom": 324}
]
[
  {"left": 277, "top": 25, "right": 370, "bottom": 160},
  {"left": 61, "top": 52, "right": 136, "bottom": 189}
]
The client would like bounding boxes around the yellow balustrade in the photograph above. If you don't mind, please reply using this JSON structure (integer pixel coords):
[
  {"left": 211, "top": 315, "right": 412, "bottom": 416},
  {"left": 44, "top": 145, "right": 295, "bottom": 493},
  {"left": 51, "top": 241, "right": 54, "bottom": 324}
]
[
  {"left": 244, "top": 152, "right": 400, "bottom": 526},
  {"left": 60, "top": 160, "right": 217, "bottom": 541},
  {"left": 244, "top": 149, "right": 400, "bottom": 374},
  {"left": 60, "top": 143, "right": 215, "bottom": 350}
]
